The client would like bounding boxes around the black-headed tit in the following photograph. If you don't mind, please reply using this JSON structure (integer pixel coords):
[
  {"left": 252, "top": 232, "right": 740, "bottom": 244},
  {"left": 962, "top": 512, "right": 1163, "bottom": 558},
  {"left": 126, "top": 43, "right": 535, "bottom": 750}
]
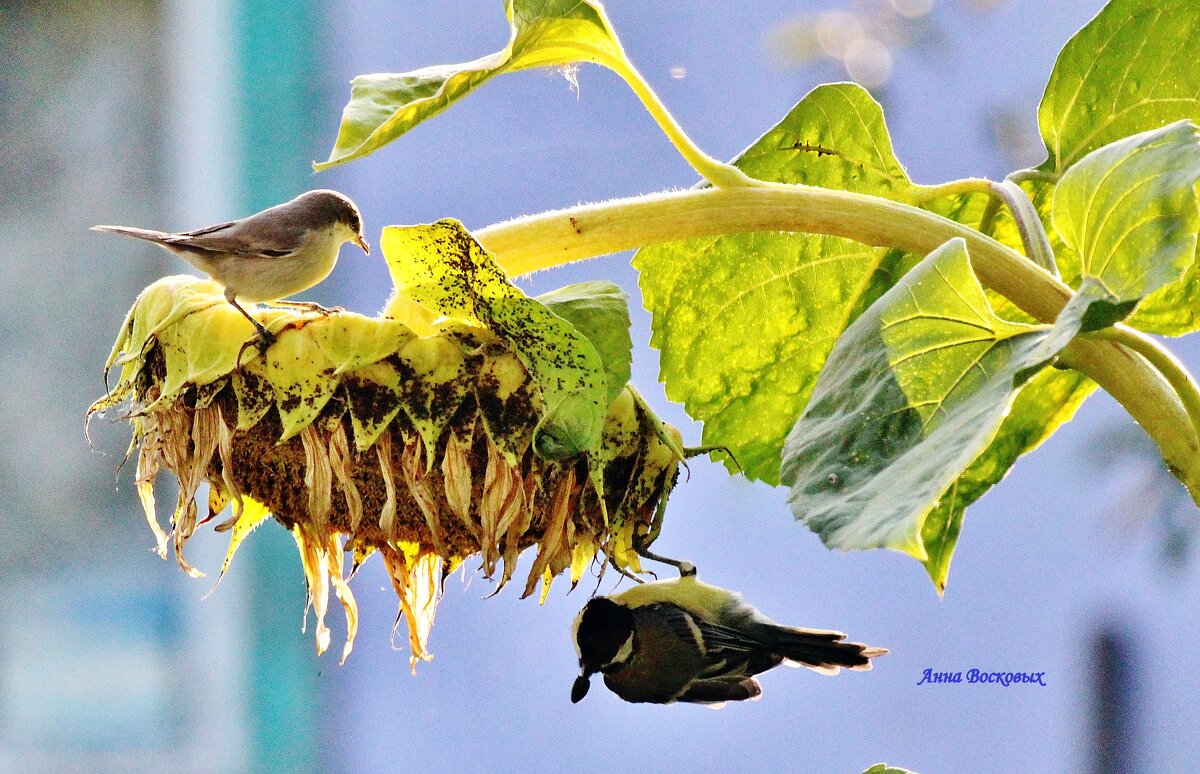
[
  {"left": 93, "top": 190, "right": 368, "bottom": 346},
  {"left": 571, "top": 573, "right": 887, "bottom": 705}
]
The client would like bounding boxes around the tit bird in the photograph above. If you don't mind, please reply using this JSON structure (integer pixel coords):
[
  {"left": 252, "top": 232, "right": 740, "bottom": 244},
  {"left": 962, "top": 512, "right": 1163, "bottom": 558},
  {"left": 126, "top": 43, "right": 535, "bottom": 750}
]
[
  {"left": 92, "top": 189, "right": 368, "bottom": 346},
  {"left": 571, "top": 573, "right": 887, "bottom": 705}
]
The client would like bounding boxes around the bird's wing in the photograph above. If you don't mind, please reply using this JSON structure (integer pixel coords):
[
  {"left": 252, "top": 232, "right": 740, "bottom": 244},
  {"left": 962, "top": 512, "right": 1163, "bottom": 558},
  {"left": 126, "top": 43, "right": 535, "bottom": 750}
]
[
  {"left": 639, "top": 603, "right": 712, "bottom": 651},
  {"left": 676, "top": 677, "right": 762, "bottom": 705},
  {"left": 641, "top": 604, "right": 765, "bottom": 656},
  {"left": 692, "top": 619, "right": 761, "bottom": 651},
  {"left": 179, "top": 219, "right": 240, "bottom": 238},
  {"left": 688, "top": 619, "right": 783, "bottom": 680},
  {"left": 630, "top": 606, "right": 772, "bottom": 681},
  {"left": 715, "top": 607, "right": 881, "bottom": 673},
  {"left": 606, "top": 604, "right": 706, "bottom": 703},
  {"left": 167, "top": 218, "right": 299, "bottom": 258}
]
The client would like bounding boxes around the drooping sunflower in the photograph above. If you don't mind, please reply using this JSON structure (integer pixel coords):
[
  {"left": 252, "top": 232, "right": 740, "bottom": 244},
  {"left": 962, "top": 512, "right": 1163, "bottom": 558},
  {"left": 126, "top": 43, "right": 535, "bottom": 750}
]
[{"left": 89, "top": 219, "right": 684, "bottom": 669}]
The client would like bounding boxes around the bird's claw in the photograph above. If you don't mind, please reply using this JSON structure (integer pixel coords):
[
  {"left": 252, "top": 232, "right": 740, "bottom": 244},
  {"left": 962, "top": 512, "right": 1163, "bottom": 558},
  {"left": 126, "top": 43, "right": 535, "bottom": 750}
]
[
  {"left": 235, "top": 328, "right": 276, "bottom": 366},
  {"left": 253, "top": 328, "right": 276, "bottom": 352}
]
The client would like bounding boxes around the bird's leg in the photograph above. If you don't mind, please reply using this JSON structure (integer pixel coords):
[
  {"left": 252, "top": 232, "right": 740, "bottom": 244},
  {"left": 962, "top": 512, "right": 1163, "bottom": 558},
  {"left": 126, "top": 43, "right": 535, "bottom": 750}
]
[
  {"left": 224, "top": 291, "right": 275, "bottom": 351},
  {"left": 608, "top": 556, "right": 647, "bottom": 584},
  {"left": 632, "top": 496, "right": 697, "bottom": 577},
  {"left": 632, "top": 540, "right": 696, "bottom": 577}
]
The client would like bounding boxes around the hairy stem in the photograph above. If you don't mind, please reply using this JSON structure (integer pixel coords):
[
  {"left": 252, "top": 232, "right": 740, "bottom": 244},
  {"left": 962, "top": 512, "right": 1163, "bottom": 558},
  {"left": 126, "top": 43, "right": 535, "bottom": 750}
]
[
  {"left": 996, "top": 180, "right": 1059, "bottom": 277},
  {"left": 1008, "top": 168, "right": 1061, "bottom": 186},
  {"left": 910, "top": 177, "right": 995, "bottom": 202},
  {"left": 475, "top": 184, "right": 1200, "bottom": 498},
  {"left": 1089, "top": 326, "right": 1200, "bottom": 449},
  {"left": 606, "top": 59, "right": 753, "bottom": 189},
  {"left": 913, "top": 178, "right": 1058, "bottom": 275},
  {"left": 978, "top": 196, "right": 1003, "bottom": 237}
]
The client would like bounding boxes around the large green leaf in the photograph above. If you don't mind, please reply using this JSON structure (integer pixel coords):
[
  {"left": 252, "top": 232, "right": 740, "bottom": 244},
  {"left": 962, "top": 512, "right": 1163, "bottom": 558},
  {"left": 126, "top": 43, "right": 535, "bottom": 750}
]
[
  {"left": 919, "top": 367, "right": 1095, "bottom": 592},
  {"left": 536, "top": 281, "right": 632, "bottom": 405},
  {"left": 317, "top": 0, "right": 625, "bottom": 169},
  {"left": 381, "top": 219, "right": 606, "bottom": 459},
  {"left": 635, "top": 83, "right": 918, "bottom": 483},
  {"left": 781, "top": 239, "right": 1092, "bottom": 560},
  {"left": 1039, "top": 0, "right": 1200, "bottom": 173},
  {"left": 1052, "top": 121, "right": 1200, "bottom": 332},
  {"left": 916, "top": 180, "right": 1097, "bottom": 591}
]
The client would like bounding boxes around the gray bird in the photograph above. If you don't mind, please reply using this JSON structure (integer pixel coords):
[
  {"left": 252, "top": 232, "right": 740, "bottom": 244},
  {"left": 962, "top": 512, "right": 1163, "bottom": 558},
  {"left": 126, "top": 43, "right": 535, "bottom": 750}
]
[
  {"left": 571, "top": 572, "right": 887, "bottom": 705},
  {"left": 93, "top": 189, "right": 369, "bottom": 346}
]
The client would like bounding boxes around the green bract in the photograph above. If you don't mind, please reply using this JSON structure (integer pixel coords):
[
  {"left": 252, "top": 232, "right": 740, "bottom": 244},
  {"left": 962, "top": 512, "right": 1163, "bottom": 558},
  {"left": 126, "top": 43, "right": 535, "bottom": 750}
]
[
  {"left": 381, "top": 219, "right": 608, "bottom": 459},
  {"left": 536, "top": 280, "right": 633, "bottom": 407}
]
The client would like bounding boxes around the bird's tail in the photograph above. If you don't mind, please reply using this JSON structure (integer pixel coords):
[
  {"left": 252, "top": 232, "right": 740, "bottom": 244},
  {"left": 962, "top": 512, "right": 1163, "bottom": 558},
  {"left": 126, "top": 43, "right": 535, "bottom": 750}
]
[
  {"left": 91, "top": 225, "right": 174, "bottom": 245},
  {"left": 767, "top": 626, "right": 888, "bottom": 674}
]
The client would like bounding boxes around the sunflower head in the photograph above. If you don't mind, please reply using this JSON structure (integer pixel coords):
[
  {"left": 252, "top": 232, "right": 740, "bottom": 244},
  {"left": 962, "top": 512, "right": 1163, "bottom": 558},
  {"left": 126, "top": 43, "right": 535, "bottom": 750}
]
[{"left": 89, "top": 220, "right": 684, "bottom": 669}]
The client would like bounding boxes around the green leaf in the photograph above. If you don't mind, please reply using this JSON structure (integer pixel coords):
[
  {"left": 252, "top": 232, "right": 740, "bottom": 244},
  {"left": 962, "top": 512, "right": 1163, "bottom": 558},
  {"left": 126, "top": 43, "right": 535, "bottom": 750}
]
[
  {"left": 1039, "top": 0, "right": 1200, "bottom": 173},
  {"left": 317, "top": 0, "right": 625, "bottom": 169},
  {"left": 781, "top": 239, "right": 1092, "bottom": 560},
  {"left": 635, "top": 83, "right": 919, "bottom": 483},
  {"left": 1052, "top": 121, "right": 1200, "bottom": 333},
  {"left": 916, "top": 178, "right": 1097, "bottom": 589},
  {"left": 919, "top": 367, "right": 1095, "bottom": 592},
  {"left": 861, "top": 766, "right": 919, "bottom": 774},
  {"left": 728, "top": 82, "right": 916, "bottom": 198},
  {"left": 536, "top": 281, "right": 632, "bottom": 405},
  {"left": 380, "top": 219, "right": 606, "bottom": 459}
]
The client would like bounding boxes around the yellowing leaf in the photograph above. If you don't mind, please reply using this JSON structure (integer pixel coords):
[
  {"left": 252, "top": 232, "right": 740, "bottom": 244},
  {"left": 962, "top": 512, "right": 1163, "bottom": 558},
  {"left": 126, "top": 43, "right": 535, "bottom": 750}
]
[
  {"left": 635, "top": 83, "right": 918, "bottom": 483},
  {"left": 317, "top": 0, "right": 626, "bottom": 169},
  {"left": 382, "top": 219, "right": 606, "bottom": 459}
]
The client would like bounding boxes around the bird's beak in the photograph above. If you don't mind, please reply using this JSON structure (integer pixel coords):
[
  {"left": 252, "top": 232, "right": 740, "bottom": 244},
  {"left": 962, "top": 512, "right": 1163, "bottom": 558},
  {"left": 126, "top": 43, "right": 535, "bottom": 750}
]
[
  {"left": 571, "top": 673, "right": 592, "bottom": 703},
  {"left": 354, "top": 234, "right": 370, "bottom": 254}
]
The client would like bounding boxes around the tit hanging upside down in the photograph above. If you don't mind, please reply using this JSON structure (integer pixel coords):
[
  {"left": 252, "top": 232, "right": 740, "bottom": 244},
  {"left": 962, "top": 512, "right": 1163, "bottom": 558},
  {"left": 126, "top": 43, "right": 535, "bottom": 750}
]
[{"left": 571, "top": 568, "right": 887, "bottom": 705}]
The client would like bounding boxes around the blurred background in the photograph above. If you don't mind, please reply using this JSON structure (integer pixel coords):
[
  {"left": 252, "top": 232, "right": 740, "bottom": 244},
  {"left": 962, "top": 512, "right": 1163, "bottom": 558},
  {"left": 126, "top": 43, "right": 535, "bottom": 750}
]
[{"left": 2, "top": 0, "right": 1197, "bottom": 771}]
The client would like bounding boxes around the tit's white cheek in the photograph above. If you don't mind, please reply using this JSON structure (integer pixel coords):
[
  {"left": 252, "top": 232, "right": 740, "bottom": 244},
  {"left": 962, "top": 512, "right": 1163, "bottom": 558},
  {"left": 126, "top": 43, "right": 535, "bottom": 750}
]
[
  {"left": 610, "top": 633, "right": 635, "bottom": 666},
  {"left": 570, "top": 613, "right": 585, "bottom": 660}
]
